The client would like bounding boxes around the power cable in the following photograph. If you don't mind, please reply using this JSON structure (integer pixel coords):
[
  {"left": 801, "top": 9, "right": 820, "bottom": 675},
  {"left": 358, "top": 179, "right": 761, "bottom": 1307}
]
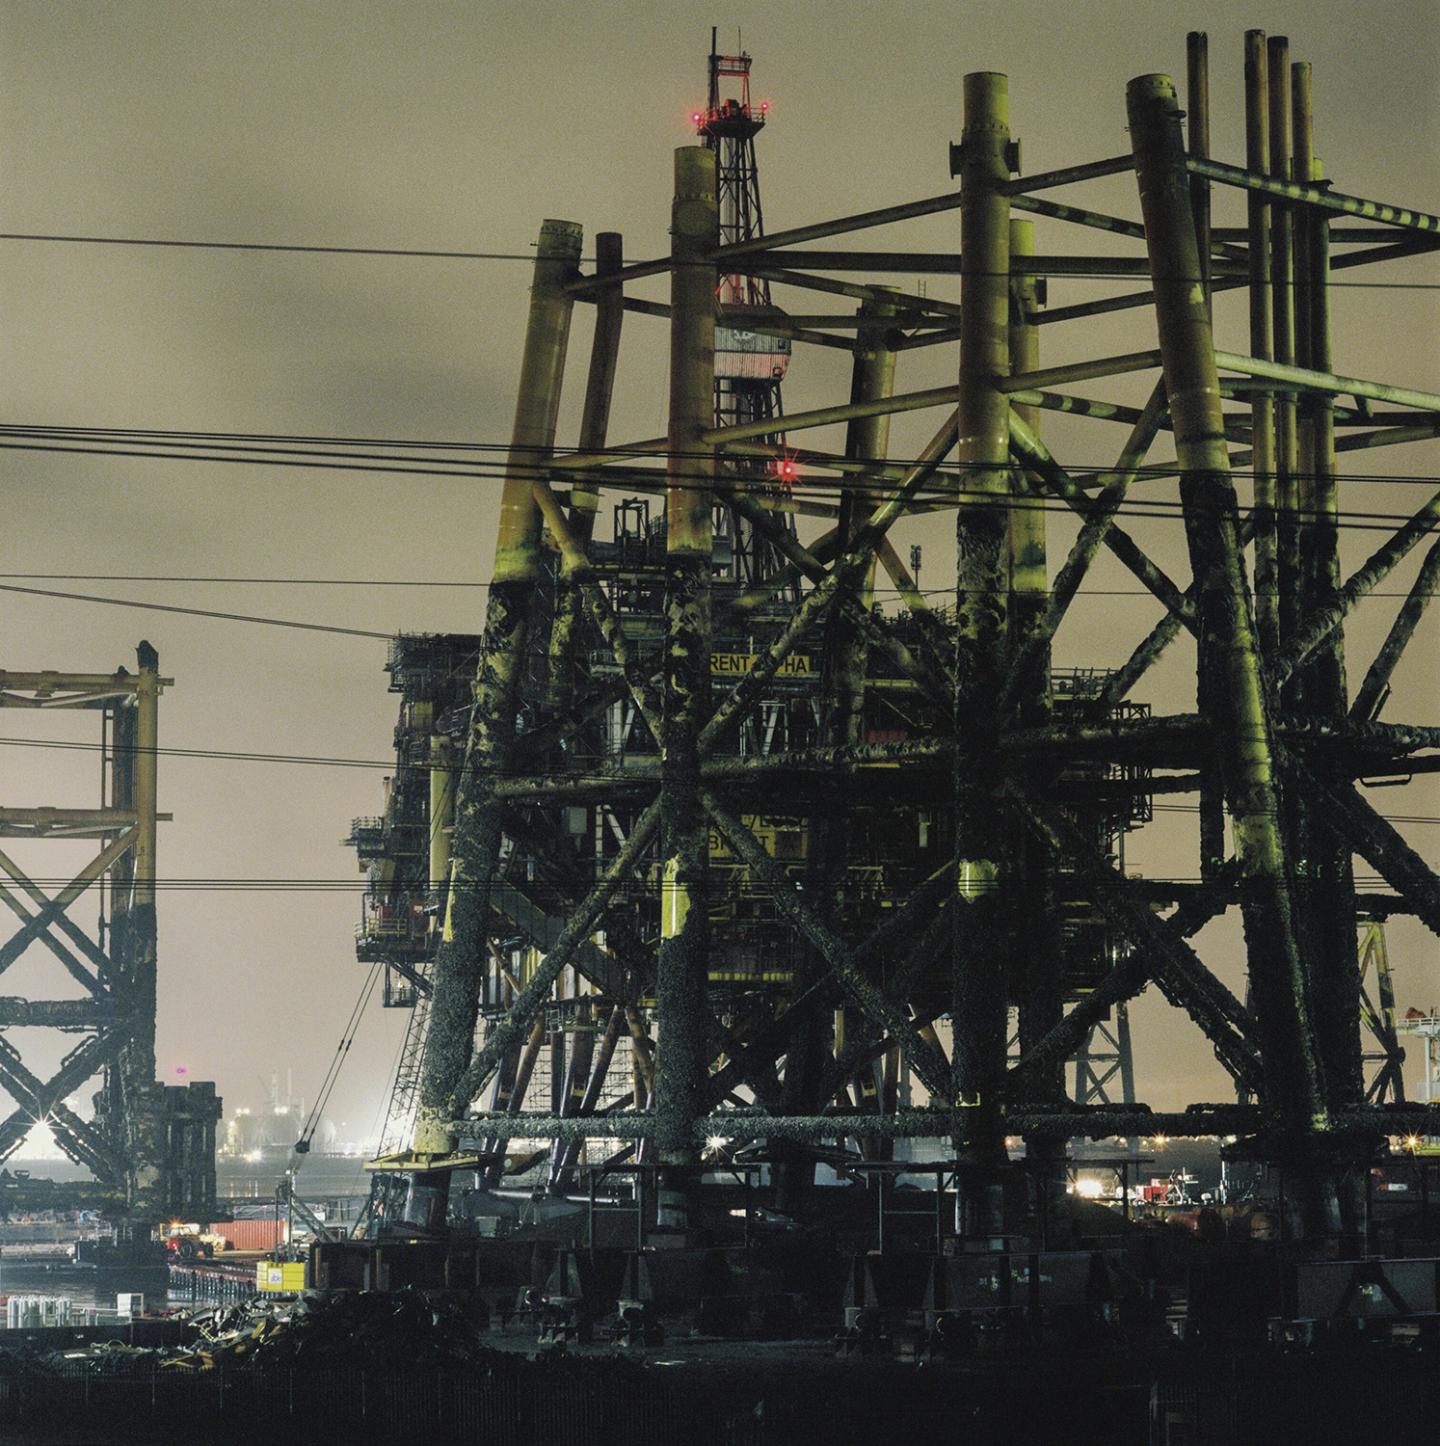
[
  {"left": 5, "top": 421, "right": 1440, "bottom": 487},
  {"left": 1, "top": 438, "right": 1436, "bottom": 537},
  {"left": 1, "top": 230, "right": 1437, "bottom": 289},
  {"left": 0, "top": 581, "right": 390, "bottom": 639}
]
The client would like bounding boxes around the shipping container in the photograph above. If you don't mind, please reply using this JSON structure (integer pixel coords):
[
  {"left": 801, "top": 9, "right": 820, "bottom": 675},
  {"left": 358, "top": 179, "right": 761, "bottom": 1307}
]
[{"left": 206, "top": 1219, "right": 288, "bottom": 1251}]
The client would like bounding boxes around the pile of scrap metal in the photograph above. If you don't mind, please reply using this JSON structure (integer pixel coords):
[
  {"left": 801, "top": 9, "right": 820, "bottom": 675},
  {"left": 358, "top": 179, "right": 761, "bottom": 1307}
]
[
  {"left": 159, "top": 1301, "right": 289, "bottom": 1373},
  {"left": 0, "top": 1291, "right": 502, "bottom": 1379},
  {"left": 0, "top": 1336, "right": 166, "bottom": 1382},
  {"left": 160, "top": 1290, "right": 495, "bottom": 1373}
]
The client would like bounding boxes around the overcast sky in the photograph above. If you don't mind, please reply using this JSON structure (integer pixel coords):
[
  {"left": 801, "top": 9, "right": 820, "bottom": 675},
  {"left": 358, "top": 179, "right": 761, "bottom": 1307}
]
[{"left": 0, "top": 0, "right": 1436, "bottom": 1162}]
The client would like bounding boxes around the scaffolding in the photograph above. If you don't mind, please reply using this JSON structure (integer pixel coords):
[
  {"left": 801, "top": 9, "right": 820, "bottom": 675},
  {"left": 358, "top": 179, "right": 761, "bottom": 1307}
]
[{"left": 0, "top": 644, "right": 220, "bottom": 1227}]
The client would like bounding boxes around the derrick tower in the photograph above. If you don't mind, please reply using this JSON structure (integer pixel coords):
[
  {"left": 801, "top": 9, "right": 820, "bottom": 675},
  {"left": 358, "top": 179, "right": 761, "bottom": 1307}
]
[{"left": 697, "top": 34, "right": 794, "bottom": 588}]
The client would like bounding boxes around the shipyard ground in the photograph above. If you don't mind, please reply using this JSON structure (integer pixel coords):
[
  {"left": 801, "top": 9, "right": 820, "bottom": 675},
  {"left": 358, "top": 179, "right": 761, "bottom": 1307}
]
[
  {"left": 0, "top": 1327, "right": 1435, "bottom": 1445},
  {"left": 5, "top": 1184, "right": 1438, "bottom": 1442}
]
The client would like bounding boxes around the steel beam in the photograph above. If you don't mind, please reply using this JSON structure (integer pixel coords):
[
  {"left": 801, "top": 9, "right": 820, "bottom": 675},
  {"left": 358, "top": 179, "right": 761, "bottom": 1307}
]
[
  {"left": 1351, "top": 537, "right": 1440, "bottom": 722},
  {"left": 1186, "top": 155, "right": 1440, "bottom": 234}
]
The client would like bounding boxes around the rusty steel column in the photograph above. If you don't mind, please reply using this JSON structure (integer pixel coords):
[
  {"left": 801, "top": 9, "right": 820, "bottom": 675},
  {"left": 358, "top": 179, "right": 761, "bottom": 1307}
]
[
  {"left": 1188, "top": 31, "right": 1226, "bottom": 881},
  {"left": 1292, "top": 65, "right": 1346, "bottom": 709},
  {"left": 792, "top": 293, "right": 899, "bottom": 1182},
  {"left": 1006, "top": 220, "right": 1046, "bottom": 684},
  {"left": 1007, "top": 217, "right": 1066, "bottom": 1217},
  {"left": 952, "top": 71, "right": 1013, "bottom": 1238},
  {"left": 548, "top": 232, "right": 625, "bottom": 710},
  {"left": 1245, "top": 30, "right": 1279, "bottom": 661},
  {"left": 654, "top": 147, "right": 716, "bottom": 1226},
  {"left": 1291, "top": 63, "right": 1363, "bottom": 1144},
  {"left": 428, "top": 735, "right": 455, "bottom": 896},
  {"left": 1186, "top": 32, "right": 1212, "bottom": 299},
  {"left": 125, "top": 641, "right": 163, "bottom": 1223},
  {"left": 1127, "top": 73, "right": 1335, "bottom": 1236},
  {"left": 1268, "top": 37, "right": 1302, "bottom": 663},
  {"left": 409, "top": 219, "right": 582, "bottom": 1220}
]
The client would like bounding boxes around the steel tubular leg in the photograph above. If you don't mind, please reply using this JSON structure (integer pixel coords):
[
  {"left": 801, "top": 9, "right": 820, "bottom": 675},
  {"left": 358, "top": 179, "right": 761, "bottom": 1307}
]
[
  {"left": 951, "top": 71, "right": 1014, "bottom": 1239},
  {"left": 1127, "top": 71, "right": 1335, "bottom": 1237},
  {"left": 654, "top": 148, "right": 718, "bottom": 1226},
  {"left": 408, "top": 219, "right": 583, "bottom": 1219}
]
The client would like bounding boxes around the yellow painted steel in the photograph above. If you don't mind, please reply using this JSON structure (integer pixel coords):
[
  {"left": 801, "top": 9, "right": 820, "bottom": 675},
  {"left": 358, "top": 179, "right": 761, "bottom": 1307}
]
[
  {"left": 1244, "top": 29, "right": 1279, "bottom": 658},
  {"left": 133, "top": 654, "right": 160, "bottom": 906},
  {"left": 1129, "top": 76, "right": 1282, "bottom": 872},
  {"left": 428, "top": 736, "right": 454, "bottom": 895},
  {"left": 667, "top": 147, "right": 718, "bottom": 554},
  {"left": 493, "top": 219, "right": 584, "bottom": 585},
  {"left": 1006, "top": 218, "right": 1046, "bottom": 632},
  {"left": 661, "top": 856, "right": 690, "bottom": 939},
  {"left": 842, "top": 290, "right": 900, "bottom": 603}
]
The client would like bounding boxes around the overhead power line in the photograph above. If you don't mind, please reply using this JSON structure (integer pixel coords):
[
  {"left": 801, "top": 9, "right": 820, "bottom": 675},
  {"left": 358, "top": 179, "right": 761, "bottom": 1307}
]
[
  {"left": 0, "top": 582, "right": 390, "bottom": 639},
  {"left": 1, "top": 230, "right": 1437, "bottom": 289},
  {"left": 1, "top": 435, "right": 1437, "bottom": 536},
  {"left": 4, "top": 422, "right": 1439, "bottom": 488}
]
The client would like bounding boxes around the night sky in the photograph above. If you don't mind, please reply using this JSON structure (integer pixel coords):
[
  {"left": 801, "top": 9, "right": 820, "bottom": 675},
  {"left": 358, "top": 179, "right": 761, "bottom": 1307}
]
[{"left": 1, "top": 0, "right": 1436, "bottom": 1155}]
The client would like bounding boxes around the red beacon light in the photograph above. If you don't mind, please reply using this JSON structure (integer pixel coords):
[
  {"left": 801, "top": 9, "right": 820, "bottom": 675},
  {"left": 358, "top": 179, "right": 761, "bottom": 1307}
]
[{"left": 771, "top": 456, "right": 799, "bottom": 486}]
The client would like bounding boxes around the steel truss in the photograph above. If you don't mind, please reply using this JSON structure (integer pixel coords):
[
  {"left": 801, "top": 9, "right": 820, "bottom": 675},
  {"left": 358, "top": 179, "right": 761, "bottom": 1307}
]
[
  {"left": 0, "top": 644, "right": 219, "bottom": 1225},
  {"left": 376, "top": 32, "right": 1440, "bottom": 1240}
]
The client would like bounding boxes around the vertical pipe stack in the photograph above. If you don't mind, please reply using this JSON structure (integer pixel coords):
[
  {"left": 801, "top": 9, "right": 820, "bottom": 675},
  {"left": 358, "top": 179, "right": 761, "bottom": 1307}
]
[
  {"left": 409, "top": 219, "right": 583, "bottom": 1221},
  {"left": 654, "top": 147, "right": 717, "bottom": 1226},
  {"left": 1007, "top": 219, "right": 1066, "bottom": 1214},
  {"left": 1245, "top": 30, "right": 1279, "bottom": 661},
  {"left": 1126, "top": 72, "right": 1335, "bottom": 1237},
  {"left": 1267, "top": 37, "right": 1301, "bottom": 667},
  {"left": 1005, "top": 221, "right": 1046, "bottom": 683},
  {"left": 548, "top": 232, "right": 625, "bottom": 710},
  {"left": 1290, "top": 61, "right": 1363, "bottom": 1154},
  {"left": 1186, "top": 32, "right": 1212, "bottom": 299},
  {"left": 952, "top": 71, "right": 1013, "bottom": 1238},
  {"left": 1188, "top": 36, "right": 1225, "bottom": 882},
  {"left": 125, "top": 642, "right": 163, "bottom": 1224},
  {"left": 428, "top": 736, "right": 455, "bottom": 897},
  {"left": 815, "top": 293, "right": 898, "bottom": 1169}
]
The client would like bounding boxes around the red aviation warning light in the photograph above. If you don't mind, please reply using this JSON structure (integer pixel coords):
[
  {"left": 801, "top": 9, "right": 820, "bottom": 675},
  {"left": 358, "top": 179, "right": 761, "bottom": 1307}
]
[{"left": 771, "top": 455, "right": 799, "bottom": 487}]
